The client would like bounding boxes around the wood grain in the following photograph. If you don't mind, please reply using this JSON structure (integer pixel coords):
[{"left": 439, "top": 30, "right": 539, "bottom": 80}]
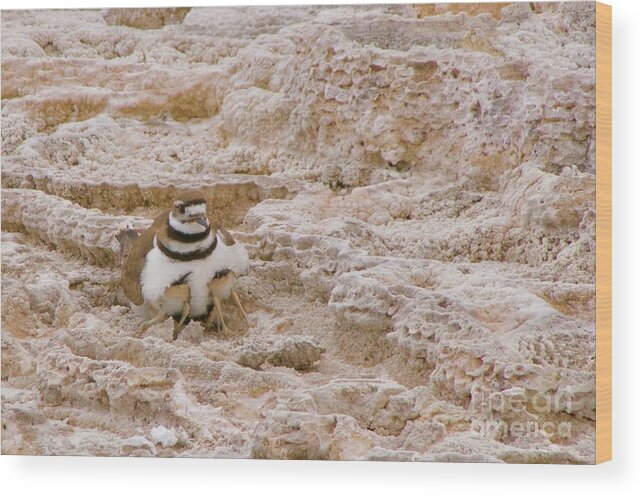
[{"left": 596, "top": 1, "right": 612, "bottom": 464}]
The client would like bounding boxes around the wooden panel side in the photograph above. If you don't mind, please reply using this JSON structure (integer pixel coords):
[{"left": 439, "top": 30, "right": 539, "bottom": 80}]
[{"left": 595, "top": 1, "right": 612, "bottom": 465}]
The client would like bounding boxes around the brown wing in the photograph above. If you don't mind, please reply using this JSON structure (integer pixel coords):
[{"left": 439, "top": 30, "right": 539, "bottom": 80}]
[
  {"left": 216, "top": 225, "right": 236, "bottom": 246},
  {"left": 121, "top": 210, "right": 169, "bottom": 305}
]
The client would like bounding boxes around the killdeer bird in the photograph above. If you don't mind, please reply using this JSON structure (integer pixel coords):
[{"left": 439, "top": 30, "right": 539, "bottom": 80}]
[{"left": 118, "top": 191, "right": 249, "bottom": 339}]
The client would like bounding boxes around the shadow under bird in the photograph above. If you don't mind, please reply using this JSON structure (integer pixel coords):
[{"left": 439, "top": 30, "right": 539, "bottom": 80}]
[{"left": 116, "top": 191, "right": 250, "bottom": 339}]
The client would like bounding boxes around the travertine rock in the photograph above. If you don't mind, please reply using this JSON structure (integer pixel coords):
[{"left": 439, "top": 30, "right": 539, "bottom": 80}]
[
  {"left": 102, "top": 8, "right": 191, "bottom": 30},
  {"left": 120, "top": 435, "right": 156, "bottom": 456},
  {"left": 150, "top": 425, "right": 179, "bottom": 448},
  {"left": 304, "top": 379, "right": 421, "bottom": 436},
  {"left": 2, "top": 4, "right": 596, "bottom": 462},
  {"left": 251, "top": 410, "right": 379, "bottom": 460},
  {"left": 1, "top": 334, "right": 37, "bottom": 380},
  {"left": 233, "top": 336, "right": 325, "bottom": 371}
]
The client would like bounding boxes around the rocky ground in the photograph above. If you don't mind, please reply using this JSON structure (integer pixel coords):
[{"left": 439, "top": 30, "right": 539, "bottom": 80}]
[{"left": 1, "top": 3, "right": 597, "bottom": 462}]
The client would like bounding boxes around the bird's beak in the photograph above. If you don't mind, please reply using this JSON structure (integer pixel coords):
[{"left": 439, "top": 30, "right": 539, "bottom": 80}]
[{"left": 195, "top": 216, "right": 209, "bottom": 228}]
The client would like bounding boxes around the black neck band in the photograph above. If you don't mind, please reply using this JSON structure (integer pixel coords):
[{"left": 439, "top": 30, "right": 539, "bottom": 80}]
[
  {"left": 166, "top": 223, "right": 210, "bottom": 243},
  {"left": 157, "top": 236, "right": 217, "bottom": 261}
]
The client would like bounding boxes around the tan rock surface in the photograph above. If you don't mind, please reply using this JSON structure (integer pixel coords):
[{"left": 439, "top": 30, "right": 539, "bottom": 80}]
[{"left": 1, "top": 3, "right": 596, "bottom": 462}]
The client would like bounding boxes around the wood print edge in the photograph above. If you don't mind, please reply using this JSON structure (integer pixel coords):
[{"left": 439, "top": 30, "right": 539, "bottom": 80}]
[{"left": 595, "top": 0, "right": 612, "bottom": 465}]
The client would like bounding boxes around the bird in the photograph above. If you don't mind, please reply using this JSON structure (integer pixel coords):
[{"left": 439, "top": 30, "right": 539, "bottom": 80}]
[{"left": 117, "top": 191, "right": 250, "bottom": 339}]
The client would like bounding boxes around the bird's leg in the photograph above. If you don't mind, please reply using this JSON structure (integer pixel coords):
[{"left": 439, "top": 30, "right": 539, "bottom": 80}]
[
  {"left": 205, "top": 296, "right": 228, "bottom": 332},
  {"left": 205, "top": 303, "right": 218, "bottom": 330},
  {"left": 207, "top": 276, "right": 232, "bottom": 332},
  {"left": 173, "top": 300, "right": 191, "bottom": 340},
  {"left": 231, "top": 289, "right": 248, "bottom": 321},
  {"left": 136, "top": 308, "right": 167, "bottom": 337},
  {"left": 162, "top": 284, "right": 191, "bottom": 340},
  {"left": 213, "top": 297, "right": 229, "bottom": 332}
]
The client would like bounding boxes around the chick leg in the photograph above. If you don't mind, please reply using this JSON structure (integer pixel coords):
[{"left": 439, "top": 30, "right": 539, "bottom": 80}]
[
  {"left": 163, "top": 284, "right": 191, "bottom": 340},
  {"left": 207, "top": 274, "right": 235, "bottom": 332},
  {"left": 231, "top": 289, "right": 248, "bottom": 321},
  {"left": 173, "top": 301, "right": 191, "bottom": 340},
  {"left": 205, "top": 297, "right": 228, "bottom": 332}
]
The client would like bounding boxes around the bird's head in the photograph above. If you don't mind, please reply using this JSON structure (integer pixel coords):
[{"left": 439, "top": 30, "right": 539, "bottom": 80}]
[{"left": 172, "top": 192, "right": 209, "bottom": 230}]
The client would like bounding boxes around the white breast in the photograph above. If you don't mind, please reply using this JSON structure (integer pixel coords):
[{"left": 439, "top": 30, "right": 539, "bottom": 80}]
[{"left": 140, "top": 233, "right": 250, "bottom": 318}]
